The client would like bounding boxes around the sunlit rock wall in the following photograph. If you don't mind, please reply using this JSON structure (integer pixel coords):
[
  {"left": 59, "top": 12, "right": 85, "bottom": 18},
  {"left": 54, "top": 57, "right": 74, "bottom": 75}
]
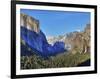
[{"left": 20, "top": 13, "right": 40, "bottom": 33}]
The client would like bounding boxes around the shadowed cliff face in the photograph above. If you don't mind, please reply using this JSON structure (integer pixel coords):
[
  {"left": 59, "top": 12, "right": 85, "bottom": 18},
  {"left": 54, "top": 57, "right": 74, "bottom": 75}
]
[{"left": 20, "top": 13, "right": 66, "bottom": 57}]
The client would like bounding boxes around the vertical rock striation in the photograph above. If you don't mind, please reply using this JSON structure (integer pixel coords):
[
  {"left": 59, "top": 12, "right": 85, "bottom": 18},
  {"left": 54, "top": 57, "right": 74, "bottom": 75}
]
[{"left": 20, "top": 13, "right": 40, "bottom": 33}]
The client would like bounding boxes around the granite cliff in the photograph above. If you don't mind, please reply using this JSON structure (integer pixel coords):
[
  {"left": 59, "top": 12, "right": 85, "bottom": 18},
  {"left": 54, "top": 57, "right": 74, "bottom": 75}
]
[
  {"left": 20, "top": 13, "right": 66, "bottom": 57},
  {"left": 21, "top": 13, "right": 40, "bottom": 33}
]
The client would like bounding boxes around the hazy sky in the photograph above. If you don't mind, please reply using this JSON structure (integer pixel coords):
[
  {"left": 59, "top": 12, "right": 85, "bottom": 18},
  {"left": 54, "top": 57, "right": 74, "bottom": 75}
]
[{"left": 21, "top": 9, "right": 90, "bottom": 37}]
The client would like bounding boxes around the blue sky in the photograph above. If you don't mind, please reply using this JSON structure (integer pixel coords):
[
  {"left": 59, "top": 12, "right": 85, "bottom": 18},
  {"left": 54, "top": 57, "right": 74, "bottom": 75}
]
[{"left": 21, "top": 9, "right": 90, "bottom": 37}]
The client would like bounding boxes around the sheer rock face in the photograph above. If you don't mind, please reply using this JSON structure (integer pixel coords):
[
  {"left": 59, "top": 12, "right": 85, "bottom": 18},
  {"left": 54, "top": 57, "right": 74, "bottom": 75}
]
[
  {"left": 67, "top": 24, "right": 91, "bottom": 54},
  {"left": 20, "top": 13, "right": 66, "bottom": 57},
  {"left": 20, "top": 13, "right": 40, "bottom": 33}
]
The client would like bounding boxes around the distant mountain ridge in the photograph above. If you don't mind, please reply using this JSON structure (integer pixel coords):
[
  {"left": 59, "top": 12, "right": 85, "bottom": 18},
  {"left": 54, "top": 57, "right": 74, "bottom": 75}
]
[{"left": 47, "top": 24, "right": 90, "bottom": 54}]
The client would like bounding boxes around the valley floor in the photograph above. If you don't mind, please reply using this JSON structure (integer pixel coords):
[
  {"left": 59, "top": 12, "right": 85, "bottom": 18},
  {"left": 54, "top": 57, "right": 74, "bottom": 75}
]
[{"left": 21, "top": 51, "right": 90, "bottom": 69}]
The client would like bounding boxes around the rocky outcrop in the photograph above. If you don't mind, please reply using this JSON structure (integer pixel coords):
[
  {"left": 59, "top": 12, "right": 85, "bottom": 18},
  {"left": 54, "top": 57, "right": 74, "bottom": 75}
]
[
  {"left": 20, "top": 13, "right": 40, "bottom": 33},
  {"left": 66, "top": 24, "right": 90, "bottom": 54}
]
